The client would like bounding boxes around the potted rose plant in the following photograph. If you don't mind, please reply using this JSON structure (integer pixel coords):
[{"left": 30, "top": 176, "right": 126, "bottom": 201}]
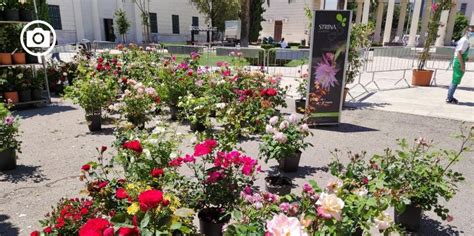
[
  {"left": 412, "top": 0, "right": 452, "bottom": 86},
  {"left": 0, "top": 103, "right": 21, "bottom": 171},
  {"left": 295, "top": 72, "right": 308, "bottom": 114},
  {"left": 0, "top": 67, "right": 19, "bottom": 103},
  {"left": 178, "top": 94, "right": 213, "bottom": 132},
  {"left": 173, "top": 139, "right": 260, "bottom": 235},
  {"left": 259, "top": 114, "right": 312, "bottom": 172},
  {"left": 369, "top": 128, "right": 473, "bottom": 232},
  {"left": 64, "top": 57, "right": 117, "bottom": 131}
]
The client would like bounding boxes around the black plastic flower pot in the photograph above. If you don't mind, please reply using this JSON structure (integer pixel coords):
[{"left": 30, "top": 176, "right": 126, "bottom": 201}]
[
  {"left": 352, "top": 227, "right": 363, "bottom": 236},
  {"left": 127, "top": 117, "right": 145, "bottom": 130},
  {"left": 198, "top": 208, "right": 230, "bottom": 236},
  {"left": 0, "top": 11, "right": 5, "bottom": 21},
  {"left": 19, "top": 9, "right": 33, "bottom": 21},
  {"left": 31, "top": 89, "right": 42, "bottom": 100},
  {"left": 169, "top": 105, "right": 179, "bottom": 121},
  {"left": 26, "top": 53, "right": 38, "bottom": 64},
  {"left": 395, "top": 204, "right": 423, "bottom": 232},
  {"left": 278, "top": 151, "right": 302, "bottom": 173},
  {"left": 19, "top": 89, "right": 32, "bottom": 102},
  {"left": 265, "top": 175, "right": 292, "bottom": 196},
  {"left": 295, "top": 99, "right": 306, "bottom": 114},
  {"left": 5, "top": 9, "right": 20, "bottom": 21},
  {"left": 190, "top": 122, "right": 206, "bottom": 132},
  {"left": 0, "top": 149, "right": 17, "bottom": 171},
  {"left": 85, "top": 113, "right": 102, "bottom": 132}
]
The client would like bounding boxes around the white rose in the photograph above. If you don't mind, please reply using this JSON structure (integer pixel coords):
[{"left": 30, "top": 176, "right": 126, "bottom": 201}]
[
  {"left": 299, "top": 124, "right": 309, "bottom": 133},
  {"left": 216, "top": 103, "right": 226, "bottom": 109},
  {"left": 266, "top": 124, "right": 275, "bottom": 134},
  {"left": 352, "top": 187, "right": 368, "bottom": 197},
  {"left": 266, "top": 214, "right": 308, "bottom": 236},
  {"left": 374, "top": 212, "right": 393, "bottom": 231},
  {"left": 279, "top": 120, "right": 289, "bottom": 130},
  {"left": 287, "top": 113, "right": 300, "bottom": 124},
  {"left": 316, "top": 193, "right": 344, "bottom": 221},
  {"left": 273, "top": 132, "right": 288, "bottom": 144},
  {"left": 269, "top": 116, "right": 279, "bottom": 125}
]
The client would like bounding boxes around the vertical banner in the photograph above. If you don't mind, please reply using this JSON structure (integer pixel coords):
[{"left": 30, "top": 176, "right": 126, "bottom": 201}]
[{"left": 306, "top": 10, "right": 352, "bottom": 125}]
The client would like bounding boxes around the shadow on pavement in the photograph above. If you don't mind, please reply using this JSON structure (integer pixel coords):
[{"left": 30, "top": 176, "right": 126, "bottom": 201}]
[
  {"left": 457, "top": 101, "right": 474, "bottom": 107},
  {"left": 0, "top": 214, "right": 19, "bottom": 236},
  {"left": 86, "top": 127, "right": 115, "bottom": 136},
  {"left": 420, "top": 215, "right": 463, "bottom": 236},
  {"left": 14, "top": 103, "right": 76, "bottom": 119},
  {"left": 268, "top": 165, "right": 327, "bottom": 180},
  {"left": 0, "top": 165, "right": 49, "bottom": 184},
  {"left": 316, "top": 123, "right": 378, "bottom": 133},
  {"left": 344, "top": 102, "right": 391, "bottom": 110}
]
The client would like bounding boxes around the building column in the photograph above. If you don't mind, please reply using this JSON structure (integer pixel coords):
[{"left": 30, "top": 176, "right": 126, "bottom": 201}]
[
  {"left": 91, "top": 0, "right": 101, "bottom": 41},
  {"left": 374, "top": 0, "right": 385, "bottom": 42},
  {"left": 407, "top": 0, "right": 422, "bottom": 47},
  {"left": 435, "top": 10, "right": 450, "bottom": 46},
  {"left": 355, "top": 0, "right": 363, "bottom": 23},
  {"left": 396, "top": 0, "right": 408, "bottom": 39},
  {"left": 362, "top": 0, "right": 371, "bottom": 24},
  {"left": 418, "top": 0, "right": 432, "bottom": 46},
  {"left": 312, "top": 0, "right": 322, "bottom": 10},
  {"left": 383, "top": 0, "right": 395, "bottom": 44},
  {"left": 72, "top": 0, "right": 85, "bottom": 42},
  {"left": 134, "top": 3, "right": 143, "bottom": 43},
  {"left": 444, "top": 0, "right": 458, "bottom": 45}
]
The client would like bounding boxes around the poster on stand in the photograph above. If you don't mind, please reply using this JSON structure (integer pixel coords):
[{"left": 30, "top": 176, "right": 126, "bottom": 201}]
[{"left": 306, "top": 10, "right": 352, "bottom": 125}]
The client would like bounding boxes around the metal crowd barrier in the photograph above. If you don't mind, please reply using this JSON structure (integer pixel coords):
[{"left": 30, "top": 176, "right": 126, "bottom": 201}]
[
  {"left": 92, "top": 41, "right": 119, "bottom": 52},
  {"left": 214, "top": 47, "right": 265, "bottom": 69},
  {"left": 266, "top": 48, "right": 309, "bottom": 79},
  {"left": 166, "top": 45, "right": 206, "bottom": 55}
]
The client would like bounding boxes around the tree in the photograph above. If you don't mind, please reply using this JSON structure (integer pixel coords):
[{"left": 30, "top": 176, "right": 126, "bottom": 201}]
[
  {"left": 132, "top": 0, "right": 151, "bottom": 43},
  {"left": 249, "top": 0, "right": 265, "bottom": 43},
  {"left": 240, "top": 0, "right": 250, "bottom": 47},
  {"left": 453, "top": 12, "right": 469, "bottom": 42},
  {"left": 115, "top": 8, "right": 131, "bottom": 43},
  {"left": 190, "top": 0, "right": 240, "bottom": 33}
]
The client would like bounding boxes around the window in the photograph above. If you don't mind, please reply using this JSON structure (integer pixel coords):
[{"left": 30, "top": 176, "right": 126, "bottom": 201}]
[
  {"left": 149, "top": 13, "right": 158, "bottom": 33},
  {"left": 288, "top": 0, "right": 295, "bottom": 3},
  {"left": 48, "top": 5, "right": 62, "bottom": 30},
  {"left": 172, "top": 15, "right": 180, "bottom": 34},
  {"left": 192, "top": 16, "right": 199, "bottom": 35},
  {"left": 460, "top": 3, "right": 467, "bottom": 15}
]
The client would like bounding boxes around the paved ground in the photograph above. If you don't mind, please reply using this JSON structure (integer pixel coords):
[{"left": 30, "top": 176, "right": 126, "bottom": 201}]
[{"left": 0, "top": 98, "right": 473, "bottom": 235}]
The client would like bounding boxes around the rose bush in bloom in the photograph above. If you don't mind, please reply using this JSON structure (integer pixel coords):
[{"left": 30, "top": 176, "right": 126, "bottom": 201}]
[
  {"left": 138, "top": 189, "right": 164, "bottom": 211},
  {"left": 259, "top": 114, "right": 312, "bottom": 163},
  {"left": 78, "top": 218, "right": 113, "bottom": 236},
  {"left": 0, "top": 103, "right": 21, "bottom": 153},
  {"left": 266, "top": 214, "right": 308, "bottom": 236}
]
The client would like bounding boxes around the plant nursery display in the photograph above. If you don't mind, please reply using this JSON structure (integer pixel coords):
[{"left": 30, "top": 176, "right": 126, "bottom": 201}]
[{"left": 0, "top": 103, "right": 21, "bottom": 171}]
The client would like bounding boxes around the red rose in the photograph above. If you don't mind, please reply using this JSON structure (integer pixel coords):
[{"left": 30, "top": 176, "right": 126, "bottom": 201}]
[
  {"left": 80, "top": 207, "right": 89, "bottom": 215},
  {"left": 168, "top": 157, "right": 184, "bottom": 167},
  {"left": 265, "top": 88, "right": 277, "bottom": 96},
  {"left": 151, "top": 168, "right": 164, "bottom": 178},
  {"left": 123, "top": 140, "right": 143, "bottom": 154},
  {"left": 260, "top": 89, "right": 267, "bottom": 97},
  {"left": 116, "top": 188, "right": 129, "bottom": 199},
  {"left": 81, "top": 164, "right": 91, "bottom": 172},
  {"left": 138, "top": 190, "right": 163, "bottom": 212},
  {"left": 118, "top": 227, "right": 140, "bottom": 236},
  {"left": 30, "top": 232, "right": 40, "bottom": 236},
  {"left": 79, "top": 218, "right": 112, "bottom": 236},
  {"left": 98, "top": 181, "right": 109, "bottom": 189},
  {"left": 100, "top": 146, "right": 107, "bottom": 154},
  {"left": 193, "top": 139, "right": 218, "bottom": 156},
  {"left": 43, "top": 226, "right": 52, "bottom": 233}
]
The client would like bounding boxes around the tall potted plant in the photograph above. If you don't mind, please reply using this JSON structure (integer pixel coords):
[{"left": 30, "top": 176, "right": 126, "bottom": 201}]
[
  {"left": 413, "top": 0, "right": 452, "bottom": 86},
  {"left": 4, "top": 0, "right": 19, "bottom": 21},
  {"left": 0, "top": 67, "right": 19, "bottom": 103},
  {"left": 0, "top": 26, "right": 13, "bottom": 65},
  {"left": 0, "top": 103, "right": 21, "bottom": 171}
]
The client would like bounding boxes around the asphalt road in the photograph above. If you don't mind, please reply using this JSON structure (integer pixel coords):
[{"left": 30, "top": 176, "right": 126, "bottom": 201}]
[{"left": 0, "top": 99, "right": 473, "bottom": 235}]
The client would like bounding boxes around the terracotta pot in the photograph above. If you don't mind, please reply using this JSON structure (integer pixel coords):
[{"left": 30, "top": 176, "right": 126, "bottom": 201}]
[
  {"left": 0, "top": 149, "right": 17, "bottom": 171},
  {"left": 343, "top": 87, "right": 349, "bottom": 103},
  {"left": 278, "top": 151, "right": 302, "bottom": 172},
  {"left": 4, "top": 91, "right": 19, "bottom": 103},
  {"left": 12, "top": 53, "right": 26, "bottom": 64},
  {"left": 265, "top": 175, "right": 292, "bottom": 195},
  {"left": 198, "top": 208, "right": 230, "bottom": 236},
  {"left": 412, "top": 69, "right": 433, "bottom": 86},
  {"left": 0, "top": 53, "right": 12, "bottom": 65},
  {"left": 395, "top": 204, "right": 423, "bottom": 232}
]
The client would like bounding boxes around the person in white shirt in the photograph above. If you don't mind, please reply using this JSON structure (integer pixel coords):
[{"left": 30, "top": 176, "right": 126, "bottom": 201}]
[
  {"left": 280, "top": 38, "right": 288, "bottom": 48},
  {"left": 447, "top": 25, "right": 474, "bottom": 104}
]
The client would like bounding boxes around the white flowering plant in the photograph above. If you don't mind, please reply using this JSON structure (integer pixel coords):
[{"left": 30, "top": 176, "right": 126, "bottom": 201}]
[
  {"left": 258, "top": 114, "right": 312, "bottom": 163},
  {"left": 178, "top": 93, "right": 213, "bottom": 128}
]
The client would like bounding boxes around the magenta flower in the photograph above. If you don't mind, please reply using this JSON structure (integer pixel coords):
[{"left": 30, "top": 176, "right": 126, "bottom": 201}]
[
  {"left": 315, "top": 52, "right": 339, "bottom": 90},
  {"left": 431, "top": 3, "right": 439, "bottom": 12},
  {"left": 4, "top": 116, "right": 15, "bottom": 125}
]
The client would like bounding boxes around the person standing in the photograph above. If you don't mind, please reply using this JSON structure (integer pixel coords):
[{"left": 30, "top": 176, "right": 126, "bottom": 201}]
[
  {"left": 447, "top": 25, "right": 474, "bottom": 104},
  {"left": 280, "top": 38, "right": 288, "bottom": 49}
]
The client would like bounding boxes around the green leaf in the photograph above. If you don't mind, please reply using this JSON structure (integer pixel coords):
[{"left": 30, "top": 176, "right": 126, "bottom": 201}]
[
  {"left": 170, "top": 222, "right": 182, "bottom": 230},
  {"left": 336, "top": 14, "right": 343, "bottom": 22},
  {"left": 140, "top": 212, "right": 151, "bottom": 229}
]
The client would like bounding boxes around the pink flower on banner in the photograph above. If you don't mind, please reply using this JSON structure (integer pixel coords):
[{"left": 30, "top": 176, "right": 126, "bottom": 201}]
[{"left": 315, "top": 52, "right": 339, "bottom": 90}]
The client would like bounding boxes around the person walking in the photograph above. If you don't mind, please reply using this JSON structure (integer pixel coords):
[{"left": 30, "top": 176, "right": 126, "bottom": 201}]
[
  {"left": 280, "top": 38, "right": 288, "bottom": 49},
  {"left": 447, "top": 25, "right": 474, "bottom": 104}
]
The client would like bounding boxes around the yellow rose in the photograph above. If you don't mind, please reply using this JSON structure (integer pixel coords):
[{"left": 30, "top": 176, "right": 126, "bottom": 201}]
[{"left": 127, "top": 202, "right": 140, "bottom": 215}]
